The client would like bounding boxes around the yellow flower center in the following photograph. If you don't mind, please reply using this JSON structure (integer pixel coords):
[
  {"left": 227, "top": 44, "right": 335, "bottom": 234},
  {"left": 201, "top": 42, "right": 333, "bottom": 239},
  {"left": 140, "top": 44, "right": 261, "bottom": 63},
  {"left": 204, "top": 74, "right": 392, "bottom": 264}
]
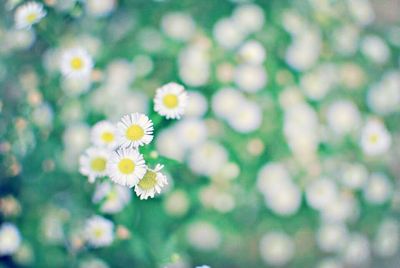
[
  {"left": 118, "top": 158, "right": 135, "bottom": 174},
  {"left": 138, "top": 170, "right": 157, "bottom": 190},
  {"left": 163, "top": 94, "right": 179, "bottom": 109},
  {"left": 93, "top": 228, "right": 104, "bottom": 238},
  {"left": 369, "top": 134, "right": 379, "bottom": 144},
  {"left": 90, "top": 157, "right": 107, "bottom": 172},
  {"left": 70, "top": 57, "right": 84, "bottom": 70},
  {"left": 101, "top": 131, "right": 115, "bottom": 143},
  {"left": 107, "top": 190, "right": 118, "bottom": 201},
  {"left": 126, "top": 125, "right": 144, "bottom": 141},
  {"left": 26, "top": 13, "right": 37, "bottom": 23}
]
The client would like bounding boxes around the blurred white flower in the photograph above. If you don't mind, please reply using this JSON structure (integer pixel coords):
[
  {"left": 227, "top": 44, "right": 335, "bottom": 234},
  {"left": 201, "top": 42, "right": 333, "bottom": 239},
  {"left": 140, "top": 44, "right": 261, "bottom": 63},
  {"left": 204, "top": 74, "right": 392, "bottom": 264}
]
[
  {"left": 322, "top": 193, "right": 358, "bottom": 223},
  {"left": 60, "top": 48, "right": 93, "bottom": 78},
  {"left": 213, "top": 18, "right": 244, "bottom": 50},
  {"left": 282, "top": 11, "right": 307, "bottom": 34},
  {"left": 86, "top": 0, "right": 116, "bottom": 17},
  {"left": 284, "top": 102, "right": 319, "bottom": 161},
  {"left": 63, "top": 123, "right": 90, "bottom": 156},
  {"left": 14, "top": 1, "right": 46, "bottom": 29},
  {"left": 286, "top": 29, "right": 321, "bottom": 71},
  {"left": 61, "top": 76, "right": 91, "bottom": 96},
  {"left": 188, "top": 141, "right": 228, "bottom": 176},
  {"left": 91, "top": 121, "right": 118, "bottom": 150},
  {"left": 259, "top": 231, "right": 294, "bottom": 266},
  {"left": 373, "top": 218, "right": 399, "bottom": 257},
  {"left": 238, "top": 40, "right": 266, "bottom": 64},
  {"left": 340, "top": 163, "right": 368, "bottom": 190},
  {"left": 176, "top": 119, "right": 208, "bottom": 149},
  {"left": 0, "top": 223, "right": 21, "bottom": 256},
  {"left": 156, "top": 128, "right": 186, "bottom": 162},
  {"left": 257, "top": 163, "right": 301, "bottom": 216},
  {"left": 212, "top": 88, "right": 244, "bottom": 119},
  {"left": 326, "top": 100, "right": 361, "bottom": 135},
  {"left": 161, "top": 12, "right": 195, "bottom": 41},
  {"left": 107, "top": 148, "right": 146, "bottom": 187},
  {"left": 84, "top": 216, "right": 114, "bottom": 248},
  {"left": 187, "top": 221, "right": 221, "bottom": 251},
  {"left": 32, "top": 103, "right": 54, "bottom": 128},
  {"left": 79, "top": 258, "right": 109, "bottom": 268},
  {"left": 265, "top": 184, "right": 302, "bottom": 216},
  {"left": 79, "top": 147, "right": 110, "bottom": 183},
  {"left": 106, "top": 59, "right": 135, "bottom": 89},
  {"left": 227, "top": 100, "right": 262, "bottom": 133},
  {"left": 316, "top": 258, "right": 343, "bottom": 268},
  {"left": 301, "top": 64, "right": 337, "bottom": 101},
  {"left": 316, "top": 222, "right": 348, "bottom": 252},
  {"left": 367, "top": 71, "right": 400, "bottom": 115},
  {"left": 184, "top": 91, "right": 208, "bottom": 118},
  {"left": 234, "top": 64, "right": 267, "bottom": 93},
  {"left": 306, "top": 178, "right": 338, "bottom": 210},
  {"left": 178, "top": 44, "right": 210, "bottom": 86},
  {"left": 341, "top": 233, "right": 370, "bottom": 266},
  {"left": 363, "top": 172, "right": 392, "bottom": 205},
  {"left": 347, "top": 0, "right": 375, "bottom": 26},
  {"left": 116, "top": 113, "right": 154, "bottom": 148},
  {"left": 154, "top": 82, "right": 188, "bottom": 119},
  {"left": 333, "top": 25, "right": 359, "bottom": 56},
  {"left": 163, "top": 190, "right": 190, "bottom": 217},
  {"left": 93, "top": 181, "right": 131, "bottom": 214},
  {"left": 232, "top": 4, "right": 265, "bottom": 34},
  {"left": 361, "top": 35, "right": 390, "bottom": 64},
  {"left": 360, "top": 119, "right": 391, "bottom": 156},
  {"left": 135, "top": 164, "right": 168, "bottom": 200},
  {"left": 133, "top": 55, "right": 153, "bottom": 77}
]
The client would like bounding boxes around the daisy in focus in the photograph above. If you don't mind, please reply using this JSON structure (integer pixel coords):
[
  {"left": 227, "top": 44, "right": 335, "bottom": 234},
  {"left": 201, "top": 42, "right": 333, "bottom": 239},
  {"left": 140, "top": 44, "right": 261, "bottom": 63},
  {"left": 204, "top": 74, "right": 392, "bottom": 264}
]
[
  {"left": 107, "top": 148, "right": 146, "bottom": 187},
  {"left": 84, "top": 215, "right": 114, "bottom": 248},
  {"left": 360, "top": 119, "right": 391, "bottom": 156},
  {"left": 135, "top": 164, "right": 168, "bottom": 200},
  {"left": 117, "top": 113, "right": 154, "bottom": 148},
  {"left": 154, "top": 82, "right": 188, "bottom": 119},
  {"left": 91, "top": 120, "right": 118, "bottom": 150},
  {"left": 60, "top": 48, "right": 93, "bottom": 78},
  {"left": 15, "top": 1, "right": 46, "bottom": 29},
  {"left": 79, "top": 147, "right": 110, "bottom": 183}
]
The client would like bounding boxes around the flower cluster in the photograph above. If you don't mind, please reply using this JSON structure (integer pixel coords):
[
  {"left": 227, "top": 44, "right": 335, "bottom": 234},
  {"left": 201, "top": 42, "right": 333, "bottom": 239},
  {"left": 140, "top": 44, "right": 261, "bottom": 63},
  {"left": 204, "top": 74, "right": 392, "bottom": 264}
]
[{"left": 79, "top": 82, "right": 187, "bottom": 200}]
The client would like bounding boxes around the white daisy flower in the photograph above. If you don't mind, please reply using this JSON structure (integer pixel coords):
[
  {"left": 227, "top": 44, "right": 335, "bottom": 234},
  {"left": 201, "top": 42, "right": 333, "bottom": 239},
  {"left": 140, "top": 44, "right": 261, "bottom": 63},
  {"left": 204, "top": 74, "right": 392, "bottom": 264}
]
[
  {"left": 15, "top": 1, "right": 46, "bottom": 29},
  {"left": 84, "top": 215, "right": 114, "bottom": 248},
  {"left": 79, "top": 147, "right": 110, "bottom": 183},
  {"left": 91, "top": 121, "right": 118, "bottom": 149},
  {"left": 60, "top": 48, "right": 93, "bottom": 78},
  {"left": 0, "top": 223, "right": 21, "bottom": 256},
  {"left": 107, "top": 148, "right": 146, "bottom": 187},
  {"left": 116, "top": 113, "right": 153, "bottom": 148},
  {"left": 360, "top": 119, "right": 391, "bottom": 156},
  {"left": 154, "top": 82, "right": 188, "bottom": 119},
  {"left": 135, "top": 164, "right": 168, "bottom": 200}
]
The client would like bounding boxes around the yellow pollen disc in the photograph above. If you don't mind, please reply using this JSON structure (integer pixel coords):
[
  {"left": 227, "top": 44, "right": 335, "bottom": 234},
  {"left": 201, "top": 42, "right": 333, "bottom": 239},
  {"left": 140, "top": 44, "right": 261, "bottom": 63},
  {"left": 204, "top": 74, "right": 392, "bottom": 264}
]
[
  {"left": 118, "top": 158, "right": 135, "bottom": 174},
  {"left": 94, "top": 228, "right": 104, "bottom": 238},
  {"left": 26, "top": 13, "right": 37, "bottom": 23},
  {"left": 101, "top": 131, "right": 115, "bottom": 143},
  {"left": 369, "top": 134, "right": 379, "bottom": 144},
  {"left": 107, "top": 190, "right": 118, "bottom": 201},
  {"left": 70, "top": 57, "right": 84, "bottom": 70},
  {"left": 90, "top": 157, "right": 107, "bottom": 172},
  {"left": 126, "top": 125, "right": 144, "bottom": 141},
  {"left": 138, "top": 170, "right": 157, "bottom": 190},
  {"left": 163, "top": 94, "right": 179, "bottom": 109}
]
